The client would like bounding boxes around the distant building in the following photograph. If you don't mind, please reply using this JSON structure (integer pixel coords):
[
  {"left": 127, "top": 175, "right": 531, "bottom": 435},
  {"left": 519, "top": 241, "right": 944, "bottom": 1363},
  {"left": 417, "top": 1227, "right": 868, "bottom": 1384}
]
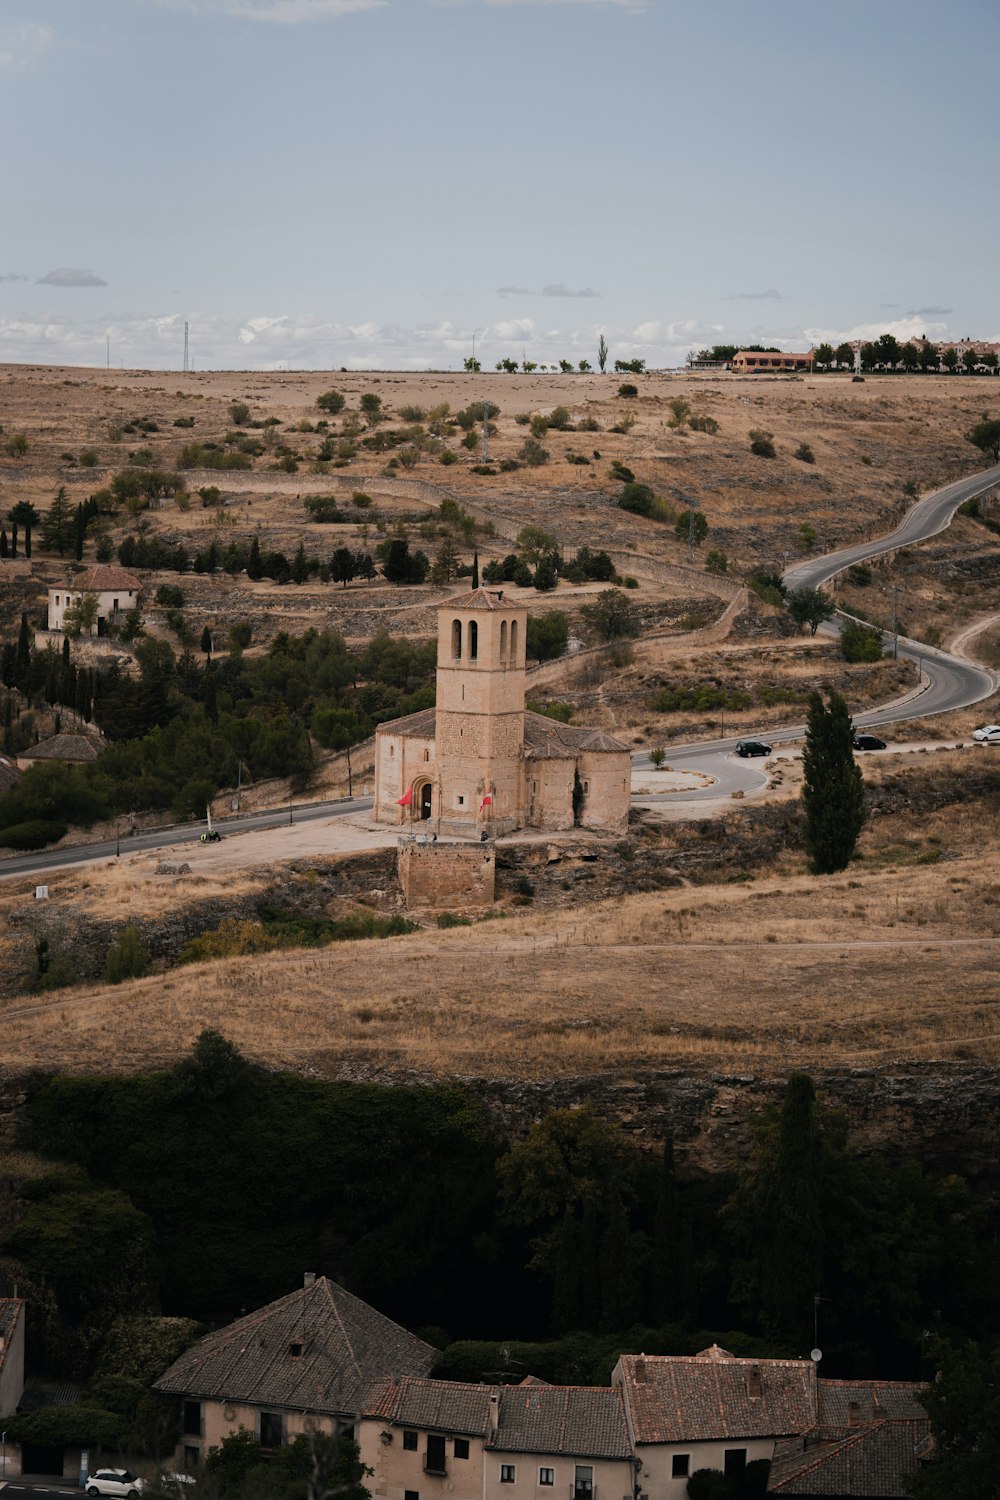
[
  {"left": 374, "top": 588, "right": 631, "bottom": 837},
  {"left": 16, "top": 733, "right": 101, "bottom": 772},
  {"left": 47, "top": 565, "right": 141, "bottom": 636},
  {"left": 731, "top": 351, "right": 812, "bottom": 373}
]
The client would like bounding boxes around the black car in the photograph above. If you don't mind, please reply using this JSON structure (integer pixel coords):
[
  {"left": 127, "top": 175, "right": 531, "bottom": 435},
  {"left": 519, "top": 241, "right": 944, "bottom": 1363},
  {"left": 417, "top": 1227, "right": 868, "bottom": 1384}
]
[
  {"left": 853, "top": 734, "right": 887, "bottom": 751},
  {"left": 735, "top": 739, "right": 772, "bottom": 758}
]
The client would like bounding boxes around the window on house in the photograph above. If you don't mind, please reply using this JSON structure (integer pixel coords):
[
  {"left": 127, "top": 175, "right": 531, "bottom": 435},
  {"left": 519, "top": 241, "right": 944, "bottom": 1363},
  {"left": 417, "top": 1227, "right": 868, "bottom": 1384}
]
[
  {"left": 426, "top": 1435, "right": 447, "bottom": 1473},
  {"left": 260, "top": 1411, "right": 283, "bottom": 1449},
  {"left": 510, "top": 620, "right": 519, "bottom": 661},
  {"left": 469, "top": 620, "right": 478, "bottom": 660},
  {"left": 289, "top": 1342, "right": 303, "bottom": 1358},
  {"left": 671, "top": 1456, "right": 690, "bottom": 1478},
  {"left": 454, "top": 1440, "right": 470, "bottom": 1460},
  {"left": 423, "top": 749, "right": 430, "bottom": 761},
  {"left": 457, "top": 794, "right": 465, "bottom": 806},
  {"left": 539, "top": 1468, "right": 554, "bottom": 1486},
  {"left": 500, "top": 1465, "right": 516, "bottom": 1483},
  {"left": 500, "top": 620, "right": 508, "bottom": 661},
  {"left": 403, "top": 1431, "right": 418, "bottom": 1452},
  {"left": 405, "top": 1491, "right": 419, "bottom": 1500},
  {"left": 182, "top": 1401, "right": 202, "bottom": 1437},
  {"left": 574, "top": 1466, "right": 593, "bottom": 1499},
  {"left": 452, "top": 619, "right": 462, "bottom": 659},
  {"left": 723, "top": 1451, "right": 747, "bottom": 1476}
]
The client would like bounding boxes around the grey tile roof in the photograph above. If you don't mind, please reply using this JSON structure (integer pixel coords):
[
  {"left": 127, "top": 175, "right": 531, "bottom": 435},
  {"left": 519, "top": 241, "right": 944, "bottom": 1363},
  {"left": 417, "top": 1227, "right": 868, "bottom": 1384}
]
[
  {"left": 493, "top": 1386, "right": 632, "bottom": 1460},
  {"left": 0, "top": 1300, "right": 23, "bottom": 1380},
  {"left": 768, "top": 1420, "right": 932, "bottom": 1496},
  {"left": 817, "top": 1381, "right": 927, "bottom": 1429},
  {"left": 155, "top": 1277, "right": 435, "bottom": 1417},
  {"left": 375, "top": 708, "right": 629, "bottom": 759},
  {"left": 617, "top": 1352, "right": 817, "bottom": 1444},
  {"left": 19, "top": 1377, "right": 81, "bottom": 1412},
  {"left": 0, "top": 756, "right": 20, "bottom": 792},
  {"left": 366, "top": 1377, "right": 496, "bottom": 1436},
  {"left": 444, "top": 589, "right": 524, "bottom": 612},
  {"left": 20, "top": 733, "right": 101, "bottom": 763},
  {"left": 376, "top": 708, "right": 437, "bottom": 740}
]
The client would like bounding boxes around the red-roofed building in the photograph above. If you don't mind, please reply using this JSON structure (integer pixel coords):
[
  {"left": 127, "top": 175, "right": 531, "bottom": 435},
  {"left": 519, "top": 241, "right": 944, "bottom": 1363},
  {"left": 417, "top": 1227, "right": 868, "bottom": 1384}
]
[{"left": 47, "top": 566, "right": 141, "bottom": 637}]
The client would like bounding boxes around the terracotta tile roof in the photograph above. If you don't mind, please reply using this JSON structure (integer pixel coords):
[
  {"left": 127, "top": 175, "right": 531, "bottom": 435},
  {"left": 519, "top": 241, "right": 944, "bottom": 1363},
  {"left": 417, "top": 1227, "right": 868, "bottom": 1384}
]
[
  {"left": 375, "top": 708, "right": 437, "bottom": 740},
  {"left": 443, "top": 588, "right": 525, "bottom": 612},
  {"left": 366, "top": 1376, "right": 496, "bottom": 1436},
  {"left": 492, "top": 1386, "right": 632, "bottom": 1460},
  {"left": 818, "top": 1380, "right": 927, "bottom": 1429},
  {"left": 20, "top": 733, "right": 101, "bottom": 763},
  {"left": 524, "top": 711, "right": 630, "bottom": 757},
  {"left": 69, "top": 565, "right": 141, "bottom": 592},
  {"left": 768, "top": 1419, "right": 932, "bottom": 1496},
  {"left": 155, "top": 1276, "right": 435, "bottom": 1417},
  {"left": 617, "top": 1352, "right": 817, "bottom": 1444}
]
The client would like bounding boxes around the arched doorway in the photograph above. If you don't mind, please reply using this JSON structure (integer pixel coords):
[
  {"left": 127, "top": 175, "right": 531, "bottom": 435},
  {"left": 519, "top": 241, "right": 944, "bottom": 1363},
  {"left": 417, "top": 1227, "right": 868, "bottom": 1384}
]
[{"left": 419, "top": 782, "right": 433, "bottom": 820}]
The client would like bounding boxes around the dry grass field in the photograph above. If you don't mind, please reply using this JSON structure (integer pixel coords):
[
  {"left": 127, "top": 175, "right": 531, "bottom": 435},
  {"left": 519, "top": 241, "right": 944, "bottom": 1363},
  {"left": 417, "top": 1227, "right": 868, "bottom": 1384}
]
[{"left": 2, "top": 364, "right": 1000, "bottom": 1084}]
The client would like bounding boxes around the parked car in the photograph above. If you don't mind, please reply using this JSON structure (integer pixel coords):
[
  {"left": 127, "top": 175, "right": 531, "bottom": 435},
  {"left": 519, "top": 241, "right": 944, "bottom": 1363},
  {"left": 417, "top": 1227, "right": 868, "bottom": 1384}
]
[
  {"left": 735, "top": 739, "right": 772, "bottom": 758},
  {"left": 972, "top": 724, "right": 1000, "bottom": 743},
  {"left": 853, "top": 733, "right": 887, "bottom": 750},
  {"left": 86, "top": 1470, "right": 145, "bottom": 1498}
]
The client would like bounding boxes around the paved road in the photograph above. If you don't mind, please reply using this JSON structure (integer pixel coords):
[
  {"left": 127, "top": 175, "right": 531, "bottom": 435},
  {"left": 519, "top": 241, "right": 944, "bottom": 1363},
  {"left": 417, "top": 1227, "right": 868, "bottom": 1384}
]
[
  {"left": 0, "top": 796, "right": 374, "bottom": 881},
  {"left": 632, "top": 463, "right": 1000, "bottom": 801}
]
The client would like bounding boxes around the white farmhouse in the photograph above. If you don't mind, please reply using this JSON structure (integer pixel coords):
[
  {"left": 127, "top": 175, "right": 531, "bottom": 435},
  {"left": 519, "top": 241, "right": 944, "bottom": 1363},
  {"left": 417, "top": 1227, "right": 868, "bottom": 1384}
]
[{"left": 47, "top": 565, "right": 141, "bottom": 636}]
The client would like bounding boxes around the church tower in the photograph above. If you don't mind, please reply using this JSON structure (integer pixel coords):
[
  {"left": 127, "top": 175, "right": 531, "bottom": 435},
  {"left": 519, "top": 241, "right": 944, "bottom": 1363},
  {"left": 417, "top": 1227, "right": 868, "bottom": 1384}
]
[{"left": 434, "top": 587, "right": 527, "bottom": 835}]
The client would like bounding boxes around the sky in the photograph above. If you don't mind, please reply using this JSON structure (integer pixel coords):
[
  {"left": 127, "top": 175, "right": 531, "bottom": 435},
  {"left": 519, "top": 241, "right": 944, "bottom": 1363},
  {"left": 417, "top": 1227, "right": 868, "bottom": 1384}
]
[{"left": 1, "top": 0, "right": 998, "bottom": 372}]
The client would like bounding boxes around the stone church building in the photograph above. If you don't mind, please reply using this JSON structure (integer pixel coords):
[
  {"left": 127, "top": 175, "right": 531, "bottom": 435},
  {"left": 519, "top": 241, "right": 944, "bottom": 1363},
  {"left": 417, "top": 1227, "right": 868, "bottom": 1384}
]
[{"left": 374, "top": 588, "right": 631, "bottom": 837}]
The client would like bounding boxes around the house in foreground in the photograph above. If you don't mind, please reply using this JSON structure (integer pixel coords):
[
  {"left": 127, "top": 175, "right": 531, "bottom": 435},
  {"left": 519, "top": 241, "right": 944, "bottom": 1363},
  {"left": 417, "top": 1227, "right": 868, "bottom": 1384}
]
[{"left": 47, "top": 565, "right": 141, "bottom": 637}]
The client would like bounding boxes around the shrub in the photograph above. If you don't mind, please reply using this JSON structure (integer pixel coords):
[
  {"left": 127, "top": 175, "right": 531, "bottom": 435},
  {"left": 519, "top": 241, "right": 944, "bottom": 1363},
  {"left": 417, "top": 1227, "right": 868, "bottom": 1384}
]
[
  {"left": 228, "top": 401, "right": 251, "bottom": 426},
  {"left": 847, "top": 563, "right": 872, "bottom": 587},
  {"left": 617, "top": 383, "right": 638, "bottom": 398},
  {"left": 499, "top": 458, "right": 520, "bottom": 472},
  {"left": 610, "top": 460, "right": 634, "bottom": 483},
  {"left": 705, "top": 549, "right": 728, "bottom": 575},
  {"left": 437, "top": 911, "right": 472, "bottom": 929},
  {"left": 840, "top": 618, "right": 884, "bottom": 662},
  {"left": 794, "top": 442, "right": 816, "bottom": 463},
  {"left": 228, "top": 620, "right": 253, "bottom": 649},
  {"left": 529, "top": 414, "right": 549, "bottom": 438},
  {"left": 688, "top": 413, "right": 719, "bottom": 434},
  {"left": 155, "top": 584, "right": 185, "bottom": 608},
  {"left": 304, "top": 495, "right": 343, "bottom": 523},
  {"left": 79, "top": 449, "right": 100, "bottom": 466},
  {"left": 748, "top": 570, "right": 786, "bottom": 606},
  {"left": 749, "top": 428, "right": 776, "bottom": 458},
  {"left": 674, "top": 508, "right": 708, "bottom": 546},
  {"left": 547, "top": 405, "right": 573, "bottom": 431},
  {"left": 577, "top": 416, "right": 600, "bottom": 432},
  {"left": 519, "top": 437, "right": 549, "bottom": 467},
  {"left": 618, "top": 482, "right": 655, "bottom": 517},
  {"left": 398, "top": 404, "right": 425, "bottom": 422},
  {"left": 0, "top": 819, "right": 68, "bottom": 851},
  {"left": 439, "top": 450, "right": 458, "bottom": 466},
  {"left": 611, "top": 411, "right": 637, "bottom": 433},
  {"left": 461, "top": 432, "right": 478, "bottom": 451},
  {"left": 173, "top": 416, "right": 195, "bottom": 428},
  {"left": 860, "top": 453, "right": 872, "bottom": 465},
  {"left": 103, "top": 925, "right": 150, "bottom": 984},
  {"left": 316, "top": 389, "right": 346, "bottom": 414}
]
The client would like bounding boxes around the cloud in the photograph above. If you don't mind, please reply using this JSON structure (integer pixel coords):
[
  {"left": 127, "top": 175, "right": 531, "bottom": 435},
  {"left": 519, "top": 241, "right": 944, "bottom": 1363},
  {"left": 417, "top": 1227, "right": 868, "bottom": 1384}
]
[
  {"left": 0, "top": 272, "right": 28, "bottom": 283},
  {"left": 37, "top": 268, "right": 109, "bottom": 287},
  {"left": 724, "top": 288, "right": 786, "bottom": 303},
  {"left": 0, "top": 22, "right": 54, "bottom": 69},
  {"left": 804, "top": 314, "right": 951, "bottom": 347},
  {"left": 908, "top": 304, "right": 953, "bottom": 318},
  {"left": 496, "top": 286, "right": 530, "bottom": 297},
  {"left": 542, "top": 283, "right": 600, "bottom": 299},
  {"left": 483, "top": 0, "right": 647, "bottom": 9},
  {"left": 222, "top": 0, "right": 384, "bottom": 19}
]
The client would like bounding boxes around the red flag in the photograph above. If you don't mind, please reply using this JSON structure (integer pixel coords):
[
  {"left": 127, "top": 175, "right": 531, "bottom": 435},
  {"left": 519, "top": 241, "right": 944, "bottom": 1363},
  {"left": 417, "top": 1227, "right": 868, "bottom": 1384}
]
[
  {"left": 480, "top": 793, "right": 493, "bottom": 811},
  {"left": 396, "top": 785, "right": 413, "bottom": 807}
]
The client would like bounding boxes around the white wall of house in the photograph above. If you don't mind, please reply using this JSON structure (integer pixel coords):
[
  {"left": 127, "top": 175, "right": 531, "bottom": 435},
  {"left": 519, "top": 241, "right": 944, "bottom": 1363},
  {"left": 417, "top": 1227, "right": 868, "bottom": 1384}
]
[
  {"left": 47, "top": 586, "right": 137, "bottom": 634},
  {"left": 636, "top": 1438, "right": 775, "bottom": 1500},
  {"left": 360, "top": 1423, "right": 486, "bottom": 1500},
  {"left": 484, "top": 1453, "right": 633, "bottom": 1500}
]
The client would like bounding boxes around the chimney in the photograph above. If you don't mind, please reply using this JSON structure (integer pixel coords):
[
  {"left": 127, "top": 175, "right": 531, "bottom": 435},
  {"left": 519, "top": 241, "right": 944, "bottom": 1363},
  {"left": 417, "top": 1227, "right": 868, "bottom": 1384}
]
[
  {"left": 747, "top": 1366, "right": 762, "bottom": 1400},
  {"left": 488, "top": 1391, "right": 500, "bottom": 1442},
  {"left": 634, "top": 1359, "right": 647, "bottom": 1384},
  {"left": 304, "top": 1272, "right": 316, "bottom": 1289},
  {"left": 848, "top": 1400, "right": 860, "bottom": 1428}
]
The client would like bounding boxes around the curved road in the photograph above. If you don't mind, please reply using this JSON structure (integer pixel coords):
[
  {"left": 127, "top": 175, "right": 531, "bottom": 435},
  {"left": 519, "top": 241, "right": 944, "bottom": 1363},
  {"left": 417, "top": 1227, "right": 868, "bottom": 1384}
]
[
  {"left": 4, "top": 465, "right": 1000, "bottom": 874},
  {"left": 634, "top": 462, "right": 1000, "bottom": 802}
]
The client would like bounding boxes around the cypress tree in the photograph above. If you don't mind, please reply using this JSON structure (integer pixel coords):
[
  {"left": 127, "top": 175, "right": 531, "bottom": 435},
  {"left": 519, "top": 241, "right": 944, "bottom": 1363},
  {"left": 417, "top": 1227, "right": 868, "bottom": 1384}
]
[
  {"left": 472, "top": 550, "right": 479, "bottom": 588},
  {"left": 802, "top": 688, "right": 866, "bottom": 874},
  {"left": 0, "top": 528, "right": 7, "bottom": 557},
  {"left": 200, "top": 625, "right": 213, "bottom": 657},
  {"left": 74, "top": 504, "right": 86, "bottom": 561},
  {"left": 247, "top": 534, "right": 263, "bottom": 580},
  {"left": 10, "top": 521, "right": 17, "bottom": 558},
  {"left": 14, "top": 613, "right": 31, "bottom": 690}
]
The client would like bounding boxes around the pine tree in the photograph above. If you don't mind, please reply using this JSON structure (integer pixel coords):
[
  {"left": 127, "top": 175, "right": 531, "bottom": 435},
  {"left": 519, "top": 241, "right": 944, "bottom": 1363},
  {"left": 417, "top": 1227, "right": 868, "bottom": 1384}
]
[
  {"left": 802, "top": 689, "right": 866, "bottom": 874},
  {"left": 42, "top": 486, "right": 74, "bottom": 556},
  {"left": 291, "top": 540, "right": 308, "bottom": 585}
]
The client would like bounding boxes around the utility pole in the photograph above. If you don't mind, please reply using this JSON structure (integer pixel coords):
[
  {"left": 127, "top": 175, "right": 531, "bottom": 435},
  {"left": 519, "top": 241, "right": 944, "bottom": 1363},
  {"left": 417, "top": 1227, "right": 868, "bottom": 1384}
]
[
  {"left": 346, "top": 743, "right": 353, "bottom": 798},
  {"left": 183, "top": 321, "right": 190, "bottom": 374}
]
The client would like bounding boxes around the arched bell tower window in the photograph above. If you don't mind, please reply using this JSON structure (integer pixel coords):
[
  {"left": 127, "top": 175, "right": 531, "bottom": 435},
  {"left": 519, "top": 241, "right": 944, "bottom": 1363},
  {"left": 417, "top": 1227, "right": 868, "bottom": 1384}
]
[
  {"left": 452, "top": 619, "right": 462, "bottom": 659},
  {"left": 510, "top": 619, "right": 519, "bottom": 663},
  {"left": 469, "top": 619, "right": 478, "bottom": 661},
  {"left": 500, "top": 619, "right": 508, "bottom": 662}
]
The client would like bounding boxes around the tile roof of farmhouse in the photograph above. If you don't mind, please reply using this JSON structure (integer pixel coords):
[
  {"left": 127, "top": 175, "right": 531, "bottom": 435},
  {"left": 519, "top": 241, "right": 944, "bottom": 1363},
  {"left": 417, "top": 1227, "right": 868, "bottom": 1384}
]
[
  {"left": 442, "top": 587, "right": 526, "bottom": 611},
  {"left": 67, "top": 565, "right": 141, "bottom": 592},
  {"left": 366, "top": 1376, "right": 496, "bottom": 1436},
  {"left": 493, "top": 1385, "right": 632, "bottom": 1460},
  {"left": 376, "top": 708, "right": 628, "bottom": 758},
  {"left": 155, "top": 1276, "right": 435, "bottom": 1417},
  {"left": 817, "top": 1380, "right": 927, "bottom": 1429},
  {"left": 767, "top": 1419, "right": 933, "bottom": 1496},
  {"left": 19, "top": 733, "right": 101, "bottom": 763},
  {"left": 617, "top": 1350, "right": 817, "bottom": 1444}
]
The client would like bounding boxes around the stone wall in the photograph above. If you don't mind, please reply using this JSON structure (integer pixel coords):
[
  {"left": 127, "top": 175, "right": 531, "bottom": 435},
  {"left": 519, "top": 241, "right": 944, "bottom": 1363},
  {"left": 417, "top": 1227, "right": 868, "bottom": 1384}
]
[{"left": 397, "top": 839, "right": 495, "bottom": 911}]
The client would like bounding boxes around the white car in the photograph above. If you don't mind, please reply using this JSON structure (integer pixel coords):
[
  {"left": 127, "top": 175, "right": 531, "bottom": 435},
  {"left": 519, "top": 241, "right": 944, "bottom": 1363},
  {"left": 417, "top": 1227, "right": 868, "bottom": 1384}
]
[
  {"left": 86, "top": 1470, "right": 145, "bottom": 1498},
  {"left": 972, "top": 725, "right": 1000, "bottom": 743}
]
